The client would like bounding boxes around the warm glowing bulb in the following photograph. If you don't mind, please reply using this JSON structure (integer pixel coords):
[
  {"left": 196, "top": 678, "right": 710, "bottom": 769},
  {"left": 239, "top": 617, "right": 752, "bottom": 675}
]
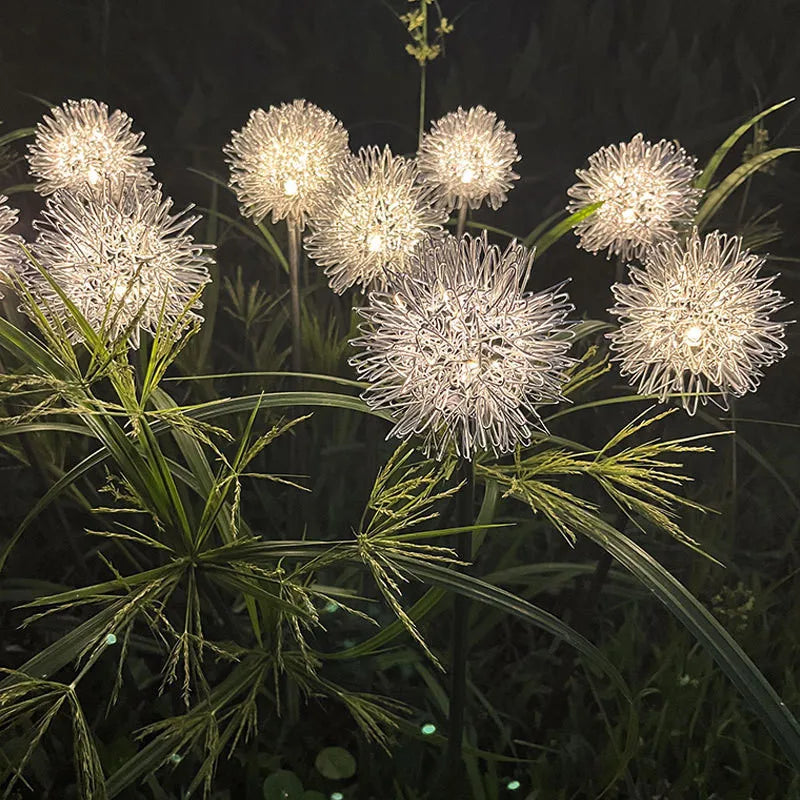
[
  {"left": 87, "top": 165, "right": 101, "bottom": 185},
  {"left": 462, "top": 358, "right": 481, "bottom": 380},
  {"left": 684, "top": 324, "right": 703, "bottom": 346},
  {"left": 283, "top": 178, "right": 298, "bottom": 196},
  {"left": 367, "top": 232, "right": 383, "bottom": 253},
  {"left": 621, "top": 207, "right": 636, "bottom": 223},
  {"left": 461, "top": 167, "right": 475, "bottom": 184}
]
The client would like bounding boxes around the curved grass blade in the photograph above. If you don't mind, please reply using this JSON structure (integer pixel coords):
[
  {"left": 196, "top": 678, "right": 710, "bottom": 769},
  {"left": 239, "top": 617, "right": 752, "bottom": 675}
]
[
  {"left": 522, "top": 209, "right": 564, "bottom": 248},
  {"left": 695, "top": 148, "right": 800, "bottom": 230},
  {"left": 391, "top": 556, "right": 638, "bottom": 791},
  {"left": 696, "top": 98, "right": 795, "bottom": 191},
  {"left": 0, "top": 127, "right": 36, "bottom": 148},
  {"left": 529, "top": 202, "right": 603, "bottom": 257},
  {"left": 580, "top": 518, "right": 800, "bottom": 771}
]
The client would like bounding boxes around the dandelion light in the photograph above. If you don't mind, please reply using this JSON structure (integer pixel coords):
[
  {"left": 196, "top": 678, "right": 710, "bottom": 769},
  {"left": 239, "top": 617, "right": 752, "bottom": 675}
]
[
  {"left": 350, "top": 233, "right": 574, "bottom": 460},
  {"left": 608, "top": 230, "right": 788, "bottom": 414},
  {"left": 27, "top": 99, "right": 154, "bottom": 197}
]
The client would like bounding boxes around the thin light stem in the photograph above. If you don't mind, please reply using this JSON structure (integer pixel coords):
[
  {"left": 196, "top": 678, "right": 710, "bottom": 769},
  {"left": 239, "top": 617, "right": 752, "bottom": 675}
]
[
  {"left": 417, "top": 0, "right": 428, "bottom": 147},
  {"left": 456, "top": 204, "right": 468, "bottom": 238},
  {"left": 287, "top": 216, "right": 302, "bottom": 374},
  {"left": 730, "top": 397, "right": 738, "bottom": 542},
  {"left": 444, "top": 460, "right": 474, "bottom": 793}
]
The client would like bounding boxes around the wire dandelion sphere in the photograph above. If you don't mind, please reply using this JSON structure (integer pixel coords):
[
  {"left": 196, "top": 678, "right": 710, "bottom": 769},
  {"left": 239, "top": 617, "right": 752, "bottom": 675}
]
[
  {"left": 25, "top": 181, "right": 214, "bottom": 348},
  {"left": 417, "top": 105, "right": 520, "bottom": 212},
  {"left": 0, "top": 197, "right": 23, "bottom": 296},
  {"left": 224, "top": 99, "right": 349, "bottom": 228},
  {"left": 305, "top": 145, "right": 447, "bottom": 293},
  {"left": 608, "top": 230, "right": 788, "bottom": 414},
  {"left": 350, "top": 233, "right": 575, "bottom": 460},
  {"left": 567, "top": 133, "right": 701, "bottom": 261},
  {"left": 27, "top": 99, "right": 154, "bottom": 197}
]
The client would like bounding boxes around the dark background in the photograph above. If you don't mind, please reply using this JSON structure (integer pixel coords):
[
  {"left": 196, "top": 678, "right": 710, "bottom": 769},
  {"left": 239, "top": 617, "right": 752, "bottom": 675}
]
[{"left": 2, "top": 1, "right": 800, "bottom": 797}]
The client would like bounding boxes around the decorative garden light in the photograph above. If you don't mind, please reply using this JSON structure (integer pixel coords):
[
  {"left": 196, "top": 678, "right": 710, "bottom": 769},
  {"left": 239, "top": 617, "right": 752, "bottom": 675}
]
[
  {"left": 608, "top": 229, "right": 788, "bottom": 414},
  {"left": 224, "top": 99, "right": 349, "bottom": 371},
  {"left": 27, "top": 99, "right": 154, "bottom": 197},
  {"left": 567, "top": 133, "right": 700, "bottom": 261},
  {"left": 24, "top": 181, "right": 213, "bottom": 348},
  {"left": 350, "top": 233, "right": 574, "bottom": 460},
  {"left": 305, "top": 145, "right": 446, "bottom": 294},
  {"left": 417, "top": 105, "right": 520, "bottom": 237},
  {"left": 0, "top": 197, "right": 23, "bottom": 296}
]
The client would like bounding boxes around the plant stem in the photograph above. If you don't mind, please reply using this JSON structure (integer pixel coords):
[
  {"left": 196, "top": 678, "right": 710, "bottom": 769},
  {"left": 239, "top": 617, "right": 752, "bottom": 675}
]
[
  {"left": 444, "top": 460, "right": 474, "bottom": 792},
  {"left": 456, "top": 204, "right": 468, "bottom": 238},
  {"left": 417, "top": 1, "right": 428, "bottom": 147},
  {"left": 287, "top": 216, "right": 302, "bottom": 374}
]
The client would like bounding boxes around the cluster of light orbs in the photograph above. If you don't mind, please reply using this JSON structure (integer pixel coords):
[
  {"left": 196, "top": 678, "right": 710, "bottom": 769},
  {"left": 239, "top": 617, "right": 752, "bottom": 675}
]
[
  {"left": 567, "top": 133, "right": 701, "bottom": 261},
  {"left": 2, "top": 93, "right": 790, "bottom": 457},
  {"left": 224, "top": 99, "right": 349, "bottom": 228},
  {"left": 13, "top": 97, "right": 216, "bottom": 348},
  {"left": 350, "top": 234, "right": 574, "bottom": 460},
  {"left": 26, "top": 99, "right": 154, "bottom": 197},
  {"left": 304, "top": 146, "right": 447, "bottom": 293},
  {"left": 608, "top": 230, "right": 788, "bottom": 414}
]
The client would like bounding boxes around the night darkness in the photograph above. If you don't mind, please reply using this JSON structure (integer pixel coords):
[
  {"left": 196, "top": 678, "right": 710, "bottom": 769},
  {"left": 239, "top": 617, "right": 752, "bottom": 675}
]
[{"left": 1, "top": 1, "right": 800, "bottom": 798}]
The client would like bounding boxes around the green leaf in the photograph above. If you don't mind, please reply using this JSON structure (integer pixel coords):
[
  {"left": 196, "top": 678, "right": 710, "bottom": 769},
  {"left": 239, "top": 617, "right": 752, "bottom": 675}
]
[
  {"left": 0, "top": 126, "right": 36, "bottom": 148},
  {"left": 263, "top": 770, "right": 304, "bottom": 800},
  {"left": 579, "top": 518, "right": 800, "bottom": 771},
  {"left": 314, "top": 746, "right": 357, "bottom": 780},
  {"left": 695, "top": 147, "right": 800, "bottom": 230},
  {"left": 696, "top": 98, "right": 795, "bottom": 191},
  {"left": 529, "top": 202, "right": 603, "bottom": 257},
  {"left": 390, "top": 555, "right": 638, "bottom": 789}
]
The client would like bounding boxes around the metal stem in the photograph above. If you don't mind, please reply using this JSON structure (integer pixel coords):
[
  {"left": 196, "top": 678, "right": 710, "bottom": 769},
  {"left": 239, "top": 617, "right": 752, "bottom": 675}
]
[{"left": 287, "top": 217, "right": 302, "bottom": 374}]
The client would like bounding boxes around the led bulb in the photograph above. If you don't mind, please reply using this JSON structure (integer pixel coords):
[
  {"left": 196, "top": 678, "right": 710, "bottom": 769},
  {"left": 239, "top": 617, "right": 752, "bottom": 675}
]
[
  {"left": 461, "top": 167, "right": 475, "bottom": 184},
  {"left": 684, "top": 324, "right": 703, "bottom": 346},
  {"left": 283, "top": 178, "right": 298, "bottom": 196},
  {"left": 621, "top": 207, "right": 636, "bottom": 223},
  {"left": 367, "top": 232, "right": 383, "bottom": 253}
]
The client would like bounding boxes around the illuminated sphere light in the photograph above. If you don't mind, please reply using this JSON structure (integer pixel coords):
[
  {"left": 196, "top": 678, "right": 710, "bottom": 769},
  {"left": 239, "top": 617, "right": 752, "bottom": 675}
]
[
  {"left": 608, "top": 230, "right": 788, "bottom": 415},
  {"left": 350, "top": 233, "right": 574, "bottom": 460},
  {"left": 27, "top": 98, "right": 154, "bottom": 196},
  {"left": 23, "top": 181, "right": 213, "bottom": 348},
  {"left": 0, "top": 197, "right": 24, "bottom": 296},
  {"left": 417, "top": 105, "right": 520, "bottom": 212},
  {"left": 567, "top": 133, "right": 701, "bottom": 261},
  {"left": 224, "top": 99, "right": 349, "bottom": 228},
  {"left": 305, "top": 145, "right": 447, "bottom": 294}
]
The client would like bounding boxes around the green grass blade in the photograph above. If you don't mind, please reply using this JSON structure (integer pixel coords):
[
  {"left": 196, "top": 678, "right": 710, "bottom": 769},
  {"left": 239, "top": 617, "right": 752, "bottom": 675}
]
[
  {"left": 696, "top": 98, "right": 795, "bottom": 191},
  {"left": 529, "top": 202, "right": 603, "bottom": 257},
  {"left": 0, "top": 126, "right": 36, "bottom": 148},
  {"left": 580, "top": 518, "right": 800, "bottom": 771},
  {"left": 695, "top": 147, "right": 800, "bottom": 230}
]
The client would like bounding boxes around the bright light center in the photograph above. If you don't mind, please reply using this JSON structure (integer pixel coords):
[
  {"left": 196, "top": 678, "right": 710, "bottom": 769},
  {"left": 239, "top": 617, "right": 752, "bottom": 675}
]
[
  {"left": 462, "top": 359, "right": 481, "bottom": 380},
  {"left": 283, "top": 178, "right": 298, "bottom": 196},
  {"left": 367, "top": 233, "right": 383, "bottom": 253},
  {"left": 621, "top": 207, "right": 636, "bottom": 223},
  {"left": 461, "top": 167, "right": 475, "bottom": 184},
  {"left": 684, "top": 324, "right": 703, "bottom": 346},
  {"left": 87, "top": 166, "right": 101, "bottom": 185}
]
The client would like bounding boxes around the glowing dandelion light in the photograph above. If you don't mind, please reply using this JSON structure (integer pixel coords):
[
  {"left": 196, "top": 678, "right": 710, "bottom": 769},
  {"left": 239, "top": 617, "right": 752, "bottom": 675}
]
[
  {"left": 0, "top": 197, "right": 23, "bottom": 296},
  {"left": 23, "top": 181, "right": 213, "bottom": 348},
  {"left": 567, "top": 133, "right": 701, "bottom": 261},
  {"left": 27, "top": 99, "right": 154, "bottom": 197},
  {"left": 304, "top": 146, "right": 447, "bottom": 294},
  {"left": 417, "top": 106, "right": 520, "bottom": 216},
  {"left": 608, "top": 230, "right": 788, "bottom": 414},
  {"left": 224, "top": 99, "right": 349, "bottom": 228},
  {"left": 350, "top": 233, "right": 574, "bottom": 460}
]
